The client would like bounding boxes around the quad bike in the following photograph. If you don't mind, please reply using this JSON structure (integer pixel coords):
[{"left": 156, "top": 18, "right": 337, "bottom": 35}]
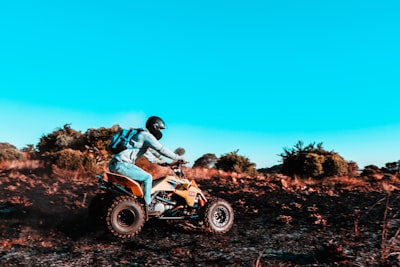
[{"left": 89, "top": 160, "right": 234, "bottom": 239}]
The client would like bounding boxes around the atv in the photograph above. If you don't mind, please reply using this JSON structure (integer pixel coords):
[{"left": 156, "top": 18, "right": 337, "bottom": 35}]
[{"left": 89, "top": 160, "right": 234, "bottom": 239}]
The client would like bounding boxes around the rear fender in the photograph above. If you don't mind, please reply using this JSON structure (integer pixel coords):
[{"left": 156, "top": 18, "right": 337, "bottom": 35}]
[{"left": 104, "top": 172, "right": 144, "bottom": 197}]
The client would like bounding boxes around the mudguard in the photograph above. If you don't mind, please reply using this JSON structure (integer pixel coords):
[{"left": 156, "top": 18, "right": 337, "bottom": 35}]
[{"left": 104, "top": 172, "right": 144, "bottom": 197}]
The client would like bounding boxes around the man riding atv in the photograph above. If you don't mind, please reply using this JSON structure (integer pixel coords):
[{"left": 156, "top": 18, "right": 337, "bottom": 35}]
[
  {"left": 91, "top": 116, "right": 234, "bottom": 239},
  {"left": 108, "top": 116, "right": 187, "bottom": 217}
]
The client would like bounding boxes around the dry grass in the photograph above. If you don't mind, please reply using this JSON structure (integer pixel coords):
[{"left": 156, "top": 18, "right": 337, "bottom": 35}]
[
  {"left": 380, "top": 186, "right": 400, "bottom": 265},
  {"left": 2, "top": 159, "right": 400, "bottom": 266},
  {"left": 278, "top": 175, "right": 397, "bottom": 194},
  {"left": 0, "top": 160, "right": 43, "bottom": 171}
]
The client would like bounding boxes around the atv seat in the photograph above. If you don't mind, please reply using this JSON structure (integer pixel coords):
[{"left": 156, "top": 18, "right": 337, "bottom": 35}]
[{"left": 104, "top": 172, "right": 144, "bottom": 197}]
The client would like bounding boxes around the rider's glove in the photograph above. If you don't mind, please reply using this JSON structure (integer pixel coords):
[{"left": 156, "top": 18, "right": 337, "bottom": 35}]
[{"left": 179, "top": 157, "right": 189, "bottom": 164}]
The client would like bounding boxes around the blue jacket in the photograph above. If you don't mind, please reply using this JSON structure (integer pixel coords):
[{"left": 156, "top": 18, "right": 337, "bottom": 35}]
[{"left": 112, "top": 128, "right": 182, "bottom": 164}]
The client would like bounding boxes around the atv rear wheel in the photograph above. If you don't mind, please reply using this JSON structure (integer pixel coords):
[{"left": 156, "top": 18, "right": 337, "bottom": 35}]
[
  {"left": 203, "top": 198, "right": 234, "bottom": 234},
  {"left": 106, "top": 195, "right": 145, "bottom": 239}
]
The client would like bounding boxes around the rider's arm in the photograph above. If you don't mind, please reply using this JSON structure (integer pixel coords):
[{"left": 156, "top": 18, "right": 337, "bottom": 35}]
[
  {"left": 143, "top": 132, "right": 183, "bottom": 161},
  {"left": 142, "top": 149, "right": 164, "bottom": 164}
]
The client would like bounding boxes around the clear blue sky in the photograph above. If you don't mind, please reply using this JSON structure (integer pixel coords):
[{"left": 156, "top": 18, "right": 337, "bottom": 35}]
[{"left": 1, "top": 1, "right": 399, "bottom": 169}]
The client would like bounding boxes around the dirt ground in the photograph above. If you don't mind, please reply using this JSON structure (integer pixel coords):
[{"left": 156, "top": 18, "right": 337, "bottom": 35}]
[{"left": 1, "top": 161, "right": 400, "bottom": 266}]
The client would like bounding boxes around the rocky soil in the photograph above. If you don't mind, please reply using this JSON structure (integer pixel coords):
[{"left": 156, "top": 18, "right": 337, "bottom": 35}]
[{"left": 1, "top": 161, "right": 400, "bottom": 266}]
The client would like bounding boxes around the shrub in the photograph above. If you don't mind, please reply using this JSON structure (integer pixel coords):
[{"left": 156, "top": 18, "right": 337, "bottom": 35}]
[
  {"left": 84, "top": 125, "right": 119, "bottom": 152},
  {"left": 37, "top": 124, "right": 84, "bottom": 154},
  {"left": 383, "top": 161, "right": 400, "bottom": 174},
  {"left": 323, "top": 154, "right": 349, "bottom": 177},
  {"left": 37, "top": 124, "right": 119, "bottom": 171},
  {"left": 193, "top": 153, "right": 218, "bottom": 169},
  {"left": 280, "top": 141, "right": 349, "bottom": 178},
  {"left": 303, "top": 153, "right": 324, "bottom": 178},
  {"left": 54, "top": 148, "right": 94, "bottom": 170},
  {"left": 361, "top": 164, "right": 381, "bottom": 176},
  {"left": 174, "top": 147, "right": 186, "bottom": 156},
  {"left": 347, "top": 161, "right": 359, "bottom": 178},
  {"left": 0, "top": 143, "right": 26, "bottom": 162},
  {"left": 216, "top": 150, "right": 258, "bottom": 177}
]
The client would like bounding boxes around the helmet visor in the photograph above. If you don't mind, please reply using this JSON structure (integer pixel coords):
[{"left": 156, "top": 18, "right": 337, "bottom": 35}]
[{"left": 154, "top": 122, "right": 165, "bottom": 131}]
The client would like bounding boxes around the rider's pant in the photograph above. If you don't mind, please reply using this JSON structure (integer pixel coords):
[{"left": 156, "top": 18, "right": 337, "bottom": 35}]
[{"left": 109, "top": 160, "right": 152, "bottom": 205}]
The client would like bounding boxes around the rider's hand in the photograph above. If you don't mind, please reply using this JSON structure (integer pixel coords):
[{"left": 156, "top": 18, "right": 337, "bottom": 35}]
[{"left": 179, "top": 158, "right": 189, "bottom": 164}]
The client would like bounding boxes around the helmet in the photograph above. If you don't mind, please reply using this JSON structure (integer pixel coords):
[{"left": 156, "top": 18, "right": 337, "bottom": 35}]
[{"left": 146, "top": 116, "right": 165, "bottom": 140}]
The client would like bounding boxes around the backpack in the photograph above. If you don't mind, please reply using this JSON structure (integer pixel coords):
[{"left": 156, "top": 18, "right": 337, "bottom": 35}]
[{"left": 108, "top": 128, "right": 141, "bottom": 154}]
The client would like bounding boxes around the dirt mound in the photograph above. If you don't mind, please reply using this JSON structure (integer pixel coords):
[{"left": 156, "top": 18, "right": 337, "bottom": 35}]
[{"left": 0, "top": 161, "right": 399, "bottom": 266}]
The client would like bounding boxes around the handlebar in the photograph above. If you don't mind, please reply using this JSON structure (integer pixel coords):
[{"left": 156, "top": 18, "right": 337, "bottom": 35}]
[
  {"left": 160, "top": 159, "right": 188, "bottom": 168},
  {"left": 170, "top": 159, "right": 188, "bottom": 167},
  {"left": 160, "top": 159, "right": 188, "bottom": 179}
]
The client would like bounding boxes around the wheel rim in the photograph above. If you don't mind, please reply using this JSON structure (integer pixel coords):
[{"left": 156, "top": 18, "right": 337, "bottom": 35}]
[
  {"left": 117, "top": 208, "right": 136, "bottom": 227},
  {"left": 212, "top": 206, "right": 230, "bottom": 227}
]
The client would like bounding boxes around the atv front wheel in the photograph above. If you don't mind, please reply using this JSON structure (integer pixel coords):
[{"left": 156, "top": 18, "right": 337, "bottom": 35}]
[
  {"left": 203, "top": 198, "right": 234, "bottom": 234},
  {"left": 106, "top": 196, "right": 145, "bottom": 239}
]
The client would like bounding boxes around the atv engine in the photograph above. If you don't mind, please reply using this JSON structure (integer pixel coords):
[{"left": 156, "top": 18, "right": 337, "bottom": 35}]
[{"left": 152, "top": 192, "right": 176, "bottom": 214}]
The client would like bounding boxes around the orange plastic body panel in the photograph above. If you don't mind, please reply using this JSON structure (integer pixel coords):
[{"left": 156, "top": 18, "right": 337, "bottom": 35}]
[
  {"left": 151, "top": 175, "right": 207, "bottom": 207},
  {"left": 104, "top": 172, "right": 144, "bottom": 197}
]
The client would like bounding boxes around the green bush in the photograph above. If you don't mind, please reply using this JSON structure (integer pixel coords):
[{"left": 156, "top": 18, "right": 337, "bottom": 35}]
[
  {"left": 323, "top": 154, "right": 349, "bottom": 177},
  {"left": 84, "top": 125, "right": 120, "bottom": 153},
  {"left": 280, "top": 141, "right": 349, "bottom": 178},
  {"left": 37, "top": 124, "right": 85, "bottom": 154},
  {"left": 53, "top": 148, "right": 96, "bottom": 171},
  {"left": 37, "top": 124, "right": 120, "bottom": 170},
  {"left": 303, "top": 153, "right": 324, "bottom": 178},
  {"left": 0, "top": 143, "right": 26, "bottom": 162},
  {"left": 193, "top": 153, "right": 218, "bottom": 168},
  {"left": 361, "top": 164, "right": 381, "bottom": 176},
  {"left": 174, "top": 147, "right": 186, "bottom": 156},
  {"left": 54, "top": 149, "right": 85, "bottom": 170},
  {"left": 216, "top": 150, "right": 258, "bottom": 177}
]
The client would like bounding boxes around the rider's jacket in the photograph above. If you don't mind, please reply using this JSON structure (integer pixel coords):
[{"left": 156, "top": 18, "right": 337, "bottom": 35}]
[{"left": 112, "top": 128, "right": 182, "bottom": 164}]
